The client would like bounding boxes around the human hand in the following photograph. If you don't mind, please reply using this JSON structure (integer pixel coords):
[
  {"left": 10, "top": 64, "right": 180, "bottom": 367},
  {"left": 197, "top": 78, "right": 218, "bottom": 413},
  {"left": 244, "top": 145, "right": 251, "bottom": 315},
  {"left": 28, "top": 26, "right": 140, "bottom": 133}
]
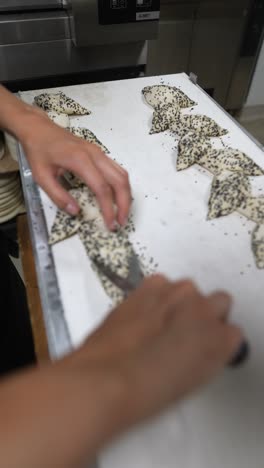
[
  {"left": 19, "top": 108, "right": 131, "bottom": 229},
  {"left": 0, "top": 276, "right": 245, "bottom": 468},
  {"left": 77, "top": 276, "right": 244, "bottom": 429}
]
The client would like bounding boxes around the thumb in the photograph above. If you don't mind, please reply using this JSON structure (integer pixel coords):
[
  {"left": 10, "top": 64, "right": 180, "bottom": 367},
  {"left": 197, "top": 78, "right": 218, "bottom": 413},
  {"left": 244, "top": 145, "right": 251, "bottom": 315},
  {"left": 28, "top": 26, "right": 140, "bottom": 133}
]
[{"left": 35, "top": 168, "right": 80, "bottom": 215}]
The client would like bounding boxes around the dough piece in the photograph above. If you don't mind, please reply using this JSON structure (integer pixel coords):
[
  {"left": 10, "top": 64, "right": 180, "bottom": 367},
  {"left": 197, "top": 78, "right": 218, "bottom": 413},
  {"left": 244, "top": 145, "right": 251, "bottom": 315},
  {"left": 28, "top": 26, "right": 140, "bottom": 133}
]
[
  {"left": 47, "top": 111, "right": 70, "bottom": 129},
  {"left": 171, "top": 114, "right": 228, "bottom": 138},
  {"left": 79, "top": 220, "right": 136, "bottom": 303},
  {"left": 79, "top": 221, "right": 134, "bottom": 280},
  {"left": 34, "top": 92, "right": 90, "bottom": 116},
  {"left": 49, "top": 185, "right": 140, "bottom": 302},
  {"left": 199, "top": 148, "right": 263, "bottom": 176},
  {"left": 252, "top": 224, "right": 264, "bottom": 269},
  {"left": 34, "top": 93, "right": 60, "bottom": 112},
  {"left": 142, "top": 85, "right": 196, "bottom": 109},
  {"left": 92, "top": 263, "right": 125, "bottom": 304},
  {"left": 64, "top": 172, "right": 84, "bottom": 189},
  {"left": 176, "top": 132, "right": 262, "bottom": 176},
  {"left": 177, "top": 132, "right": 212, "bottom": 171},
  {"left": 207, "top": 171, "right": 250, "bottom": 220},
  {"left": 72, "top": 186, "right": 103, "bottom": 223},
  {"left": 150, "top": 103, "right": 180, "bottom": 134},
  {"left": 70, "top": 127, "right": 110, "bottom": 154},
  {"left": 49, "top": 186, "right": 101, "bottom": 245},
  {"left": 239, "top": 197, "right": 264, "bottom": 224},
  {"left": 49, "top": 210, "right": 80, "bottom": 245}
]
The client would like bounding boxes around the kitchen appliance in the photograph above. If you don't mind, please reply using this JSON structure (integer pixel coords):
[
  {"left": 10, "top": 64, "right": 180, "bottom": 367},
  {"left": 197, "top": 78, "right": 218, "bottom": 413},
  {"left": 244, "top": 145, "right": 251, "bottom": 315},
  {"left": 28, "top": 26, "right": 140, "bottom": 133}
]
[
  {"left": 226, "top": 0, "right": 264, "bottom": 109},
  {"left": 0, "top": 0, "right": 61, "bottom": 10},
  {"left": 0, "top": 0, "right": 160, "bottom": 88},
  {"left": 70, "top": 0, "right": 160, "bottom": 46},
  {"left": 147, "top": 0, "right": 264, "bottom": 110}
]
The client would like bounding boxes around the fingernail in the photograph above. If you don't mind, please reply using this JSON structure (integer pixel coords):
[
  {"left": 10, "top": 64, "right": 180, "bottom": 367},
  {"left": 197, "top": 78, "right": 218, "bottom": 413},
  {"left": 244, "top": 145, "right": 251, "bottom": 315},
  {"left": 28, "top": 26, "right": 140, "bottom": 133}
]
[
  {"left": 118, "top": 215, "right": 127, "bottom": 227},
  {"left": 110, "top": 220, "right": 119, "bottom": 231},
  {"left": 228, "top": 340, "right": 250, "bottom": 368},
  {"left": 66, "top": 203, "right": 79, "bottom": 216}
]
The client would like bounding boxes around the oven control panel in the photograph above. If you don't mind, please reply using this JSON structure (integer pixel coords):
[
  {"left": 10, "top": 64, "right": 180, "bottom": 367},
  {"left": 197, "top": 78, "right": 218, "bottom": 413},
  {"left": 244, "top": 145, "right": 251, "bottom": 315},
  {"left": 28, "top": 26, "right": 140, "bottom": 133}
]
[{"left": 98, "top": 0, "right": 160, "bottom": 24}]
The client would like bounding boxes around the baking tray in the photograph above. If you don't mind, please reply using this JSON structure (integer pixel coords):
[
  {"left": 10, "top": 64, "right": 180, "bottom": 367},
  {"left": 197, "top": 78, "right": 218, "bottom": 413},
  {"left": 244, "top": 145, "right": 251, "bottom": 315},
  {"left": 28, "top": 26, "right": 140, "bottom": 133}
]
[
  {"left": 19, "top": 73, "right": 264, "bottom": 468},
  {"left": 18, "top": 149, "right": 98, "bottom": 468}
]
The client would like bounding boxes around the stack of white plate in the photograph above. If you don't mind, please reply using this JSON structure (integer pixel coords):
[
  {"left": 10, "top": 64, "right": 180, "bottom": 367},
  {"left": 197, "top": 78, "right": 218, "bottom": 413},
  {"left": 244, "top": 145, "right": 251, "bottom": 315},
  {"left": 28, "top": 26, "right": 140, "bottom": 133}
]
[{"left": 0, "top": 173, "right": 24, "bottom": 223}]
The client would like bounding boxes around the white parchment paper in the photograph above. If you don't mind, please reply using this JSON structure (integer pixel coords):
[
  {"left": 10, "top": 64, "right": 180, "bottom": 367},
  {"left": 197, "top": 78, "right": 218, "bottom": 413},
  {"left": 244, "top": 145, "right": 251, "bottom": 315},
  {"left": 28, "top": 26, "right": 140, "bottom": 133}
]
[{"left": 21, "top": 74, "right": 264, "bottom": 468}]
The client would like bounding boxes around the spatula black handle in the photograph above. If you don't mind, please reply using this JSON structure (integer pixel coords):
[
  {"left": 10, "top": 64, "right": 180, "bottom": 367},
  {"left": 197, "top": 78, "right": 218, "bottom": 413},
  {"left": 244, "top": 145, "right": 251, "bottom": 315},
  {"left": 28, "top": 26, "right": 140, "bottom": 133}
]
[{"left": 228, "top": 340, "right": 250, "bottom": 368}]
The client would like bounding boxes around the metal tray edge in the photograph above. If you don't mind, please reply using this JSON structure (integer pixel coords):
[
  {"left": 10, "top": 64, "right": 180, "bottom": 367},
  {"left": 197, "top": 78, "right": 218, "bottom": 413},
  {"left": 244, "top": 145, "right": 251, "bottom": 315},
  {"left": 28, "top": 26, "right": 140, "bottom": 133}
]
[{"left": 18, "top": 144, "right": 72, "bottom": 360}]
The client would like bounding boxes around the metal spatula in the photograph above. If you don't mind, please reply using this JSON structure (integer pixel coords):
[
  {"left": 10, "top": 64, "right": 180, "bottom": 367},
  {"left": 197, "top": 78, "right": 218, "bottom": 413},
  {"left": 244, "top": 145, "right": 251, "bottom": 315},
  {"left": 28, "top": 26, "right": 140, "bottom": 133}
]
[
  {"left": 94, "top": 254, "right": 249, "bottom": 367},
  {"left": 93, "top": 251, "right": 144, "bottom": 295}
]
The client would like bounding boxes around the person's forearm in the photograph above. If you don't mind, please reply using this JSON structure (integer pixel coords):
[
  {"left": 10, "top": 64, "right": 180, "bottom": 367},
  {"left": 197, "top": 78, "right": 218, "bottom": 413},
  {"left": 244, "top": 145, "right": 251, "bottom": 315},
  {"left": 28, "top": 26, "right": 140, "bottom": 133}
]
[
  {"left": 0, "top": 356, "right": 127, "bottom": 468},
  {"left": 0, "top": 275, "right": 243, "bottom": 467},
  {"left": 0, "top": 85, "right": 44, "bottom": 141}
]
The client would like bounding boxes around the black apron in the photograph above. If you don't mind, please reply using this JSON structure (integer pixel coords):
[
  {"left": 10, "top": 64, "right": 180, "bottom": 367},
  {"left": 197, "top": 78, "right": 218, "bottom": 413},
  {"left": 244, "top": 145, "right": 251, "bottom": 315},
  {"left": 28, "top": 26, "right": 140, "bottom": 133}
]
[{"left": 0, "top": 228, "right": 35, "bottom": 375}]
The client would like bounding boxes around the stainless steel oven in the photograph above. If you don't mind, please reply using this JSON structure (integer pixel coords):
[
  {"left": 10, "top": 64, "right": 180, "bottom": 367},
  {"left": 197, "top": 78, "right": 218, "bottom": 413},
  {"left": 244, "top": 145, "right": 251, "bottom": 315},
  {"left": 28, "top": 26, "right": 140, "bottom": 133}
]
[
  {"left": 0, "top": 0, "right": 62, "bottom": 11},
  {"left": 69, "top": 0, "right": 160, "bottom": 46},
  {"left": 0, "top": 0, "right": 160, "bottom": 87},
  {"left": 146, "top": 0, "right": 263, "bottom": 110}
]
